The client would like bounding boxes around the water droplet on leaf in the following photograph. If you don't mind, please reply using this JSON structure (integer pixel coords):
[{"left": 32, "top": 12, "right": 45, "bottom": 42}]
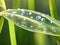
[
  {"left": 21, "top": 22, "right": 27, "bottom": 28},
  {"left": 36, "top": 16, "right": 41, "bottom": 20}
]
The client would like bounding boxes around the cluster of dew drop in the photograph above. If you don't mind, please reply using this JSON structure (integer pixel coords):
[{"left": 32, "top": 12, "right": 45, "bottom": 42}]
[{"left": 2, "top": 8, "right": 60, "bottom": 36}]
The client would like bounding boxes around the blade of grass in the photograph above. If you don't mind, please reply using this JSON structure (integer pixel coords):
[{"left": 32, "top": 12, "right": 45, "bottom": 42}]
[
  {"left": 12, "top": 0, "right": 20, "bottom": 9},
  {"left": 0, "top": 0, "right": 17, "bottom": 45},
  {"left": 8, "top": 20, "right": 17, "bottom": 45},
  {"left": 49, "top": 0, "right": 58, "bottom": 19},
  {"left": 0, "top": 17, "right": 4, "bottom": 33},
  {"left": 2, "top": 9, "right": 60, "bottom": 36},
  {"left": 8, "top": 0, "right": 21, "bottom": 45},
  {"left": 28, "top": 0, "right": 47, "bottom": 45},
  {"left": 28, "top": 0, "right": 35, "bottom": 10},
  {"left": 0, "top": 0, "right": 6, "bottom": 33},
  {"left": 49, "top": 0, "right": 60, "bottom": 44}
]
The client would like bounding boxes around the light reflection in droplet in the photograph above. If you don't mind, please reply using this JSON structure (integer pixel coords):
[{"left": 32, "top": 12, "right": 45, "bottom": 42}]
[
  {"left": 35, "top": 29, "right": 37, "bottom": 30},
  {"left": 36, "top": 16, "right": 41, "bottom": 20},
  {"left": 30, "top": 16, "right": 33, "bottom": 18},
  {"left": 18, "top": 8, "right": 20, "bottom": 10},
  {"left": 50, "top": 20, "right": 53, "bottom": 23},
  {"left": 30, "top": 25, "right": 33, "bottom": 28},
  {"left": 41, "top": 18, "right": 45, "bottom": 22},
  {"left": 12, "top": 12, "right": 16, "bottom": 14},
  {"left": 21, "top": 9, "right": 24, "bottom": 12},
  {"left": 29, "top": 12, "right": 32, "bottom": 15},
  {"left": 51, "top": 27, "right": 56, "bottom": 32}
]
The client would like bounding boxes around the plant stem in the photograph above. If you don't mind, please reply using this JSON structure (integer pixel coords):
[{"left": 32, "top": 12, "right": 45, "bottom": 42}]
[{"left": 49, "top": 0, "right": 58, "bottom": 19}]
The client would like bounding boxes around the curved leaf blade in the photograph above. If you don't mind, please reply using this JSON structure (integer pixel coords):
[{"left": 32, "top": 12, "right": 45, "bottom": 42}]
[{"left": 2, "top": 9, "right": 60, "bottom": 36}]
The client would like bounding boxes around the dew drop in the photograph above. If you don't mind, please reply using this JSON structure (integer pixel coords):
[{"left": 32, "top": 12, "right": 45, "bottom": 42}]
[
  {"left": 30, "top": 25, "right": 33, "bottom": 28},
  {"left": 36, "top": 16, "right": 41, "bottom": 20},
  {"left": 18, "top": 8, "right": 20, "bottom": 10},
  {"left": 50, "top": 20, "right": 53, "bottom": 23},
  {"left": 7, "top": 9, "right": 10, "bottom": 11},
  {"left": 41, "top": 18, "right": 45, "bottom": 22},
  {"left": 12, "top": 12, "right": 16, "bottom": 14},
  {"left": 30, "top": 16, "right": 33, "bottom": 18},
  {"left": 35, "top": 29, "right": 38, "bottom": 31},
  {"left": 21, "top": 13, "right": 24, "bottom": 15},
  {"left": 21, "top": 9, "right": 24, "bottom": 12},
  {"left": 51, "top": 27, "right": 56, "bottom": 32},
  {"left": 21, "top": 22, "right": 27, "bottom": 28},
  {"left": 29, "top": 12, "right": 32, "bottom": 15}
]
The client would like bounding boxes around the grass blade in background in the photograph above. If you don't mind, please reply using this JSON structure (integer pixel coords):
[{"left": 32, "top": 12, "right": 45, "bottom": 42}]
[
  {"left": 49, "top": 0, "right": 58, "bottom": 19},
  {"left": 28, "top": 0, "right": 47, "bottom": 45},
  {"left": 12, "top": 0, "right": 20, "bottom": 9},
  {"left": 8, "top": 21, "right": 17, "bottom": 45},
  {"left": 0, "top": 0, "right": 6, "bottom": 33},
  {"left": 8, "top": 0, "right": 21, "bottom": 45},
  {"left": 0, "top": 17, "right": 4, "bottom": 33},
  {"left": 49, "top": 0, "right": 60, "bottom": 44},
  {"left": 28, "top": 0, "right": 35, "bottom": 10}
]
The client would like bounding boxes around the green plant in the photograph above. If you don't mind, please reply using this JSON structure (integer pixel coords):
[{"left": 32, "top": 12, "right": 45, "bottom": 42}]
[{"left": 0, "top": 0, "right": 60, "bottom": 45}]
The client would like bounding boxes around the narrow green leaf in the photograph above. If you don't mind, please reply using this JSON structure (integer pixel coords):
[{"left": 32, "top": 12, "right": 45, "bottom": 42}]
[
  {"left": 8, "top": 0, "right": 21, "bottom": 45},
  {"left": 8, "top": 20, "right": 17, "bottom": 45},
  {"left": 2, "top": 9, "right": 60, "bottom": 36},
  {"left": 0, "top": 0, "right": 6, "bottom": 33},
  {"left": 0, "top": 17, "right": 4, "bottom": 33},
  {"left": 28, "top": 0, "right": 47, "bottom": 45},
  {"left": 12, "top": 0, "right": 20, "bottom": 8},
  {"left": 28, "top": 0, "right": 35, "bottom": 10},
  {"left": 49, "top": 0, "right": 58, "bottom": 19}
]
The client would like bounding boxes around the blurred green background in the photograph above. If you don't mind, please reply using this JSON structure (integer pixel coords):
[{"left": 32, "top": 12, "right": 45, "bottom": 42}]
[{"left": 0, "top": 0, "right": 60, "bottom": 45}]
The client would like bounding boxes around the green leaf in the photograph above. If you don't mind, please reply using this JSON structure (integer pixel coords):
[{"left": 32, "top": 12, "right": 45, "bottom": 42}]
[
  {"left": 0, "top": 17, "right": 4, "bottom": 33},
  {"left": 8, "top": 20, "right": 17, "bottom": 45},
  {"left": 1, "top": 9, "right": 60, "bottom": 36}
]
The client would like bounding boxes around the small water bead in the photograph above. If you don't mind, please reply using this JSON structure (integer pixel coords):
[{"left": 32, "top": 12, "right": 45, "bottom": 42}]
[
  {"left": 21, "top": 9, "right": 25, "bottom": 12},
  {"left": 35, "top": 29, "right": 38, "bottom": 31},
  {"left": 50, "top": 20, "right": 53, "bottom": 23},
  {"left": 20, "top": 13, "right": 25, "bottom": 16},
  {"left": 18, "top": 8, "right": 20, "bottom": 10},
  {"left": 30, "top": 16, "right": 33, "bottom": 18},
  {"left": 29, "top": 12, "right": 32, "bottom": 15},
  {"left": 21, "top": 22, "right": 27, "bottom": 28},
  {"left": 51, "top": 27, "right": 56, "bottom": 32},
  {"left": 41, "top": 18, "right": 44, "bottom": 21},
  {"left": 7, "top": 9, "right": 10, "bottom": 11},
  {"left": 36, "top": 16, "right": 41, "bottom": 20},
  {"left": 12, "top": 11, "right": 17, "bottom": 14},
  {"left": 30, "top": 25, "right": 33, "bottom": 28},
  {"left": 43, "top": 26, "right": 47, "bottom": 32}
]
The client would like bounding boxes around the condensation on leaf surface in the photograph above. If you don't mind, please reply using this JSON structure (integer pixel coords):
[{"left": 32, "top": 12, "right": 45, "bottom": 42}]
[{"left": 2, "top": 9, "right": 60, "bottom": 36}]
